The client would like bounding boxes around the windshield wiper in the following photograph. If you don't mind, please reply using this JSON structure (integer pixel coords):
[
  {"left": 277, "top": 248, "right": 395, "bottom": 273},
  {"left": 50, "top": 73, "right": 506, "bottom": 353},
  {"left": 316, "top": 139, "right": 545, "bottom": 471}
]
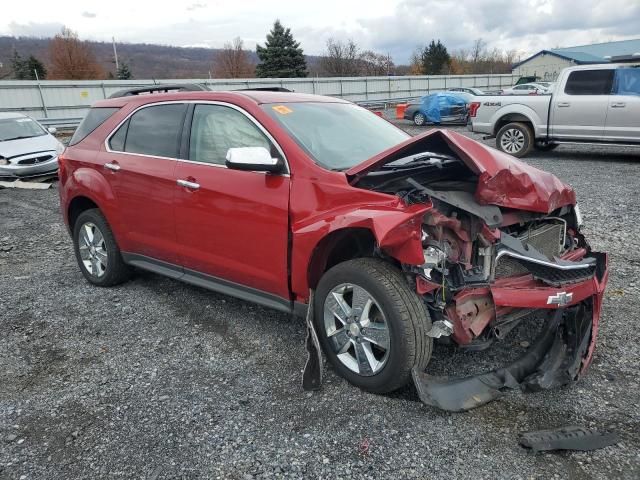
[{"left": 1, "top": 135, "right": 36, "bottom": 142}]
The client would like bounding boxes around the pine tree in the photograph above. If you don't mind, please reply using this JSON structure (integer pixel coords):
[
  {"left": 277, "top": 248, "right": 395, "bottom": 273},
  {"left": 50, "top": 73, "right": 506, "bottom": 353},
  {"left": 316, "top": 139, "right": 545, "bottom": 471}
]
[
  {"left": 117, "top": 61, "right": 133, "bottom": 80},
  {"left": 255, "top": 20, "right": 307, "bottom": 78},
  {"left": 420, "top": 40, "right": 451, "bottom": 75},
  {"left": 9, "top": 51, "right": 47, "bottom": 79}
]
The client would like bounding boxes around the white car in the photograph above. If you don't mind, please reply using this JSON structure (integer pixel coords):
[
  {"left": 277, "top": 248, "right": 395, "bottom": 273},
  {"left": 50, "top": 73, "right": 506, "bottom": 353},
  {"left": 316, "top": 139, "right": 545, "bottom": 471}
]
[
  {"left": 447, "top": 87, "right": 485, "bottom": 96},
  {"left": 500, "top": 83, "right": 552, "bottom": 95},
  {"left": 0, "top": 113, "right": 64, "bottom": 178}
]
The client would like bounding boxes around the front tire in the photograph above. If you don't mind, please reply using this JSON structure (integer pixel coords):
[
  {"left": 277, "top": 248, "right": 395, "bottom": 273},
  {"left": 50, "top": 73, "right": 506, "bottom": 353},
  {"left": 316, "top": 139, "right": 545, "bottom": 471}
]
[
  {"left": 314, "top": 258, "right": 432, "bottom": 394},
  {"left": 413, "top": 112, "right": 427, "bottom": 126},
  {"left": 496, "top": 122, "right": 533, "bottom": 157},
  {"left": 73, "top": 209, "right": 132, "bottom": 287}
]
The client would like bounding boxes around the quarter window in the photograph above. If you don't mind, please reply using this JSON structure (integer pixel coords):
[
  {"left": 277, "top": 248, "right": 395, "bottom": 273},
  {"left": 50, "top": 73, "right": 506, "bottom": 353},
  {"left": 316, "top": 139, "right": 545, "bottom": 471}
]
[
  {"left": 120, "top": 104, "right": 187, "bottom": 158},
  {"left": 188, "top": 104, "right": 274, "bottom": 165},
  {"left": 564, "top": 70, "right": 614, "bottom": 95}
]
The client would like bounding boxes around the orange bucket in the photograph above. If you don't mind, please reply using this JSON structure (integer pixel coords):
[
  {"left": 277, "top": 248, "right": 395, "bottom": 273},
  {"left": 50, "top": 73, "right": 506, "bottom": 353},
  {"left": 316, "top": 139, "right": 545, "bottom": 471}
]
[{"left": 396, "top": 103, "right": 408, "bottom": 119}]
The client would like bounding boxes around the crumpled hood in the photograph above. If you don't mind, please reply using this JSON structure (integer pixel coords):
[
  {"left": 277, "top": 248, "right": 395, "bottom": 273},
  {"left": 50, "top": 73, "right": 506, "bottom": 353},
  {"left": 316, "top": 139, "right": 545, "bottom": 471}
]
[
  {"left": 0, "top": 134, "right": 60, "bottom": 159},
  {"left": 346, "top": 129, "right": 576, "bottom": 214}
]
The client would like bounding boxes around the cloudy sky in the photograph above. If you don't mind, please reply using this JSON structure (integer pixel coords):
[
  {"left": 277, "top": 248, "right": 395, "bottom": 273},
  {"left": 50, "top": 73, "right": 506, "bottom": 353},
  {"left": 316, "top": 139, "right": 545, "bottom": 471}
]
[{"left": 3, "top": 0, "right": 640, "bottom": 63}]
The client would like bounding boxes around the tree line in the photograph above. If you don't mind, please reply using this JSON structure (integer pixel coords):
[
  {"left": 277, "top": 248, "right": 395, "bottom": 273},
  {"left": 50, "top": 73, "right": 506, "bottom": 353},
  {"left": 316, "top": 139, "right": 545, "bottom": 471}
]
[{"left": 2, "top": 21, "right": 520, "bottom": 81}]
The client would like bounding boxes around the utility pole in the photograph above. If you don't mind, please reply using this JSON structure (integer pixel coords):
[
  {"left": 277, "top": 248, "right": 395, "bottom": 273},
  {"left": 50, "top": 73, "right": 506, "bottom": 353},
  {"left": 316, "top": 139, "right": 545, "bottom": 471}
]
[{"left": 112, "top": 37, "right": 119, "bottom": 71}]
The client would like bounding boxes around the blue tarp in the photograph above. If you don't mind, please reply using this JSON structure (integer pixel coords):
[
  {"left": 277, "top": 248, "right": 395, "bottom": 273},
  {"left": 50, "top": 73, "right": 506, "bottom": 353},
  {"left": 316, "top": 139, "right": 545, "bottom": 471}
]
[{"left": 419, "top": 92, "right": 467, "bottom": 124}]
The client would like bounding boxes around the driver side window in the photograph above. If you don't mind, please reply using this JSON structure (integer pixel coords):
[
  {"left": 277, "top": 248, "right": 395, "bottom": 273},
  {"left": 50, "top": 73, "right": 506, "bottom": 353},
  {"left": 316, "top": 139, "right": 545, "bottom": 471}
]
[{"left": 189, "top": 104, "right": 276, "bottom": 165}]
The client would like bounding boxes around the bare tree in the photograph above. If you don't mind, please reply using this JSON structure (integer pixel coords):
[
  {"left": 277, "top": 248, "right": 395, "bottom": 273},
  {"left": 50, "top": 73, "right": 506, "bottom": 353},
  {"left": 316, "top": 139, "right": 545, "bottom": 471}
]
[
  {"left": 320, "top": 38, "right": 361, "bottom": 76},
  {"left": 48, "top": 27, "right": 104, "bottom": 79},
  {"left": 212, "top": 37, "right": 255, "bottom": 78},
  {"left": 471, "top": 38, "right": 487, "bottom": 65},
  {"left": 359, "top": 50, "right": 394, "bottom": 76}
]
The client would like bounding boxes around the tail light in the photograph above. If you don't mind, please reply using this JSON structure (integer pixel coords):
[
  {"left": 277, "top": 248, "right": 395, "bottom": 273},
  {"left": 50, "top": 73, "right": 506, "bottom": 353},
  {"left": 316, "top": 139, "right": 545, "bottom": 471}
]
[
  {"left": 57, "top": 152, "right": 67, "bottom": 179},
  {"left": 469, "top": 102, "right": 481, "bottom": 118}
]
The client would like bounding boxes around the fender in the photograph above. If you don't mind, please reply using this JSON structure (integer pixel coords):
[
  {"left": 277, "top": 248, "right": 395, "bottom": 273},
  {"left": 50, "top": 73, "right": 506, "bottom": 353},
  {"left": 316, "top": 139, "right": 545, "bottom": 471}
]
[
  {"left": 490, "top": 103, "right": 546, "bottom": 138},
  {"left": 63, "top": 167, "right": 126, "bottom": 247},
  {"left": 290, "top": 200, "right": 431, "bottom": 301}
]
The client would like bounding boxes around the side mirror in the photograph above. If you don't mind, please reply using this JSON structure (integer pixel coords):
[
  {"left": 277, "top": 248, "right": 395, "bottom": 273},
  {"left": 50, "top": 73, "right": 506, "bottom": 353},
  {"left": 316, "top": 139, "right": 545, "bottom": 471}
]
[
  {"left": 47, "top": 127, "right": 57, "bottom": 134},
  {"left": 225, "top": 147, "right": 283, "bottom": 173}
]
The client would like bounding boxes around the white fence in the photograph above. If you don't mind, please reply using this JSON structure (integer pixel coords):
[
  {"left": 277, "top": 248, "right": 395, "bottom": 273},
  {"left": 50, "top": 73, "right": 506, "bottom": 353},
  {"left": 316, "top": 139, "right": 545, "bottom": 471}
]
[{"left": 0, "top": 74, "right": 518, "bottom": 127}]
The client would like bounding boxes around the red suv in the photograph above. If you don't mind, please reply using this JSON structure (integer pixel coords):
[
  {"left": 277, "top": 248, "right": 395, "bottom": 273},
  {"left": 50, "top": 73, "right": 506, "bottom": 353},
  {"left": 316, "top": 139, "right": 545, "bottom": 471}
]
[{"left": 59, "top": 90, "right": 608, "bottom": 411}]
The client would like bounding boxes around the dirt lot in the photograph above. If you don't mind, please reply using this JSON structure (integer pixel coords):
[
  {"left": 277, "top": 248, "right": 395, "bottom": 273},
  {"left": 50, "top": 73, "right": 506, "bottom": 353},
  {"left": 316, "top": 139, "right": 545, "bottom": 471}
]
[{"left": 1, "top": 122, "right": 639, "bottom": 479}]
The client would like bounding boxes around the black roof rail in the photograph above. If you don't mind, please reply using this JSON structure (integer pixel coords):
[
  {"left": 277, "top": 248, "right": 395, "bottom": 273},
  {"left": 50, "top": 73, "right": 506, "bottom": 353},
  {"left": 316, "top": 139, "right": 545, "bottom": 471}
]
[
  {"left": 108, "top": 83, "right": 210, "bottom": 99},
  {"left": 235, "top": 87, "right": 293, "bottom": 92}
]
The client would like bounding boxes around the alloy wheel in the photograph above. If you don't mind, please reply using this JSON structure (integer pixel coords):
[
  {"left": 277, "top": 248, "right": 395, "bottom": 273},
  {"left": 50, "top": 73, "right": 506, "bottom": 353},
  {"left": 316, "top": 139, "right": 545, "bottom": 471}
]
[
  {"left": 323, "top": 283, "right": 390, "bottom": 376},
  {"left": 500, "top": 128, "right": 526, "bottom": 154},
  {"left": 78, "top": 222, "right": 108, "bottom": 278}
]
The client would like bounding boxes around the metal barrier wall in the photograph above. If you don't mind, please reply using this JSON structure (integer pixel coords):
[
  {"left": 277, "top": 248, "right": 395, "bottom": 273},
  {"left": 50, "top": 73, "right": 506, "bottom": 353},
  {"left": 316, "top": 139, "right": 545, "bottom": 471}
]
[{"left": 0, "top": 74, "right": 518, "bottom": 127}]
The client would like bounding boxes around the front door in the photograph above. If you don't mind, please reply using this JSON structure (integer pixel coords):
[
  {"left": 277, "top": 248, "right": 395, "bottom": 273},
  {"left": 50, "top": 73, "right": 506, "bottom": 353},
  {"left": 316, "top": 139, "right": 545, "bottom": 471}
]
[
  {"left": 99, "top": 102, "right": 187, "bottom": 264},
  {"left": 173, "top": 103, "right": 291, "bottom": 299},
  {"left": 550, "top": 69, "right": 613, "bottom": 139}
]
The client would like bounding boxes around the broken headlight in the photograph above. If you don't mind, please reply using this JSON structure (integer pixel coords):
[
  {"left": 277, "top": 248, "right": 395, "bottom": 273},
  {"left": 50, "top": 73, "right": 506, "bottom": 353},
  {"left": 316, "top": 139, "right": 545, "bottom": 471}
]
[{"left": 423, "top": 246, "right": 447, "bottom": 268}]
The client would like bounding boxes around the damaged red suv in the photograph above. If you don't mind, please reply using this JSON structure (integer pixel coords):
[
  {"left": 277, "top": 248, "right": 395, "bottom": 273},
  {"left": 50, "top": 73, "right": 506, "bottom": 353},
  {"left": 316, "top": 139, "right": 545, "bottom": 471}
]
[{"left": 59, "top": 90, "right": 608, "bottom": 411}]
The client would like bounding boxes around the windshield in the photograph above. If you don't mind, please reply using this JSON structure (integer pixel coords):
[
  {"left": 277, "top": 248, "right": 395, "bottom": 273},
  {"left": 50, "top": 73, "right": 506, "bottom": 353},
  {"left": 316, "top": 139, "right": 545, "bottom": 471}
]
[
  {"left": 0, "top": 117, "right": 46, "bottom": 142},
  {"left": 261, "top": 102, "right": 409, "bottom": 170}
]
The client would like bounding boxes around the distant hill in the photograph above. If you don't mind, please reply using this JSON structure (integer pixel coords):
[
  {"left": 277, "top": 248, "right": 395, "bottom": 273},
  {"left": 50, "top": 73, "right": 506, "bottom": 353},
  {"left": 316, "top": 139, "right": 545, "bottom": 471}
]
[{"left": 0, "top": 36, "right": 322, "bottom": 79}]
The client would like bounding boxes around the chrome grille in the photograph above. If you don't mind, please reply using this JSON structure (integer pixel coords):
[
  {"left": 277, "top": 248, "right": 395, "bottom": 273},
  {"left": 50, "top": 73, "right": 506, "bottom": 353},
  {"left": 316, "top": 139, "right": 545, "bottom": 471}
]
[{"left": 17, "top": 154, "right": 54, "bottom": 165}]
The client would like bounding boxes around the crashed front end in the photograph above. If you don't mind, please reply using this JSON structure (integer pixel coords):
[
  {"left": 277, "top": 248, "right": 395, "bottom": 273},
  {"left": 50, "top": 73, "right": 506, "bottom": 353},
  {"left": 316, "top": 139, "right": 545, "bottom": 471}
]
[{"left": 350, "top": 129, "right": 609, "bottom": 411}]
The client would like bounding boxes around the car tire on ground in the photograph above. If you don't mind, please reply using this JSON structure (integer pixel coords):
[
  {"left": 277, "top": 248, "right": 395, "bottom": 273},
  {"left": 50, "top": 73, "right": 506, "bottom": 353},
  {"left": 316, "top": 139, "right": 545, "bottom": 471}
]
[
  {"left": 534, "top": 142, "right": 559, "bottom": 151},
  {"left": 496, "top": 122, "right": 533, "bottom": 157},
  {"left": 413, "top": 112, "right": 426, "bottom": 126},
  {"left": 314, "top": 258, "right": 432, "bottom": 394},
  {"left": 73, "top": 209, "right": 132, "bottom": 287}
]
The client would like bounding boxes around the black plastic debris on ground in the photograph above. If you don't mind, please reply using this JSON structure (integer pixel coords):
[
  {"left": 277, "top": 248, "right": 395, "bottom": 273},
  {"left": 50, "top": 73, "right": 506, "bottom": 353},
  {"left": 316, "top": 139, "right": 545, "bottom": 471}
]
[{"left": 519, "top": 426, "right": 619, "bottom": 452}]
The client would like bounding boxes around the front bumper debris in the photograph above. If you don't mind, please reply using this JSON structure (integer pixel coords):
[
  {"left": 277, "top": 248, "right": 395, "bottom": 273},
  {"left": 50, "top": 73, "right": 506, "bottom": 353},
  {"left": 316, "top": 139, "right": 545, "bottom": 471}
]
[{"left": 413, "top": 252, "right": 608, "bottom": 412}]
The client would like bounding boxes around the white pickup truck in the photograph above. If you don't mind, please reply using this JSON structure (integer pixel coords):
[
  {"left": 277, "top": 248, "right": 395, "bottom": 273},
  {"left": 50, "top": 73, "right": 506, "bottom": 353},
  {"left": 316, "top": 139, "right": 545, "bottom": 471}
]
[{"left": 468, "top": 64, "right": 640, "bottom": 157}]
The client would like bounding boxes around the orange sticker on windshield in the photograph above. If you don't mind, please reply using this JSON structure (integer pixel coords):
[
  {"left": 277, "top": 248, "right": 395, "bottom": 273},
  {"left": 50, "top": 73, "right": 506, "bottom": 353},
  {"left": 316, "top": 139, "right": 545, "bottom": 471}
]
[{"left": 272, "top": 105, "right": 293, "bottom": 115}]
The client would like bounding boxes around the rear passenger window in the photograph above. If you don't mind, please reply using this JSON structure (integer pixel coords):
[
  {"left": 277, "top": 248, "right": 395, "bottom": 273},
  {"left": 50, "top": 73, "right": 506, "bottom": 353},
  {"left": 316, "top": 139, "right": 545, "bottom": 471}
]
[
  {"left": 613, "top": 68, "right": 640, "bottom": 96},
  {"left": 109, "top": 119, "right": 128, "bottom": 151},
  {"left": 188, "top": 104, "right": 274, "bottom": 165},
  {"left": 123, "top": 104, "right": 187, "bottom": 158},
  {"left": 564, "top": 70, "right": 614, "bottom": 95}
]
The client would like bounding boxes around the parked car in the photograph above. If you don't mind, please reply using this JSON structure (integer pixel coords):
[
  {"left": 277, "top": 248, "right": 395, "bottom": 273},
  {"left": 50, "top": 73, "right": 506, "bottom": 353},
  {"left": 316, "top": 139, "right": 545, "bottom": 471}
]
[
  {"left": 499, "top": 82, "right": 552, "bottom": 95},
  {"left": 469, "top": 64, "right": 640, "bottom": 157},
  {"left": 403, "top": 92, "right": 468, "bottom": 126},
  {"left": 448, "top": 87, "right": 485, "bottom": 96},
  {"left": 59, "top": 89, "right": 609, "bottom": 411},
  {"left": 0, "top": 113, "right": 64, "bottom": 177}
]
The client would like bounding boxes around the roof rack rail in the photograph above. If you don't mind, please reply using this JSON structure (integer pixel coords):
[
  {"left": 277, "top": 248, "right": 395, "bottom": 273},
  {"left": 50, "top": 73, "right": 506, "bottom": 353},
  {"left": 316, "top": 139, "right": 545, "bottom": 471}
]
[
  {"left": 108, "top": 83, "right": 210, "bottom": 99},
  {"left": 235, "top": 87, "right": 293, "bottom": 92}
]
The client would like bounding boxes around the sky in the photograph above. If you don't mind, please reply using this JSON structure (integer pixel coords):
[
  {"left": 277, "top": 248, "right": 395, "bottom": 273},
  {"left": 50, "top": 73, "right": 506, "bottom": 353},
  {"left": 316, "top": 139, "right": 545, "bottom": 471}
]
[{"left": 2, "top": 0, "right": 640, "bottom": 63}]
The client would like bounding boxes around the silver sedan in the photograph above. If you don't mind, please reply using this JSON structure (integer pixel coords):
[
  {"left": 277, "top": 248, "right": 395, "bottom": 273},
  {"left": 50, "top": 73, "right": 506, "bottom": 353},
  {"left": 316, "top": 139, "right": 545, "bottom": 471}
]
[{"left": 0, "top": 113, "right": 64, "bottom": 178}]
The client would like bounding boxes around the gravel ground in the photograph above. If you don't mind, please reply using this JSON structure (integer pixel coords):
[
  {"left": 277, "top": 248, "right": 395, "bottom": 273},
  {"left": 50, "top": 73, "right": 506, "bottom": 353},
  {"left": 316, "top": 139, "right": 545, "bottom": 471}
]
[{"left": 1, "top": 119, "right": 639, "bottom": 479}]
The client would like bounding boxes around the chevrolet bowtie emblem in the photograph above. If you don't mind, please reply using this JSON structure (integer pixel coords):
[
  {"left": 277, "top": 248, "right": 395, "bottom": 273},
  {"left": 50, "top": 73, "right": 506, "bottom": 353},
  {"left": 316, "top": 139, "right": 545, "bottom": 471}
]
[{"left": 547, "top": 291, "right": 573, "bottom": 306}]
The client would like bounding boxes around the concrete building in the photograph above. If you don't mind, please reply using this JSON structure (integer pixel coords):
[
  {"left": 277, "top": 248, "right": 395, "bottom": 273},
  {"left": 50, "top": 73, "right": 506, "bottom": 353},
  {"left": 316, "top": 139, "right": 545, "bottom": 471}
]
[{"left": 512, "top": 38, "right": 640, "bottom": 81}]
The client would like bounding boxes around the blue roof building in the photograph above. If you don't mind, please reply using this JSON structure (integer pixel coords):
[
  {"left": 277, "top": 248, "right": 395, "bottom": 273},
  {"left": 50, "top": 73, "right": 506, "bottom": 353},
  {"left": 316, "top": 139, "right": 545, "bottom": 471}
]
[{"left": 512, "top": 39, "right": 640, "bottom": 80}]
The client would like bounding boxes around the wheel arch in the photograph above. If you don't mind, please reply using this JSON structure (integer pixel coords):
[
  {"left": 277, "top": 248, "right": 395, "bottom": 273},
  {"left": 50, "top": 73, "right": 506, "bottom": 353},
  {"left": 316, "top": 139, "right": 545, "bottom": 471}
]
[
  {"left": 307, "top": 227, "right": 379, "bottom": 291},
  {"left": 491, "top": 106, "right": 541, "bottom": 137}
]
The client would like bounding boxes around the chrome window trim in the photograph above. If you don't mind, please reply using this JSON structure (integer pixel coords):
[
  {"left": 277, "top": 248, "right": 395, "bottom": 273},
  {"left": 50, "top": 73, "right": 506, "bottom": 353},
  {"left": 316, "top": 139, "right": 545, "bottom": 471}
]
[{"left": 103, "top": 100, "right": 290, "bottom": 174}]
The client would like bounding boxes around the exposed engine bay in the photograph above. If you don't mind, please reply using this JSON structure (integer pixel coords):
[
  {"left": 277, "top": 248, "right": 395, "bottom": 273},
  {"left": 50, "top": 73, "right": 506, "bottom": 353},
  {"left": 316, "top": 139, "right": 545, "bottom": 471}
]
[{"left": 352, "top": 135, "right": 609, "bottom": 411}]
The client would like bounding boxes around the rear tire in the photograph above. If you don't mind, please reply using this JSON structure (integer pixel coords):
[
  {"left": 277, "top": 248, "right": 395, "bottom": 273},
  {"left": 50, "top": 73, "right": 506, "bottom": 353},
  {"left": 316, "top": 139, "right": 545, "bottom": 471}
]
[
  {"left": 314, "top": 258, "right": 432, "bottom": 394},
  {"left": 73, "top": 209, "right": 132, "bottom": 287},
  {"left": 496, "top": 122, "right": 533, "bottom": 157}
]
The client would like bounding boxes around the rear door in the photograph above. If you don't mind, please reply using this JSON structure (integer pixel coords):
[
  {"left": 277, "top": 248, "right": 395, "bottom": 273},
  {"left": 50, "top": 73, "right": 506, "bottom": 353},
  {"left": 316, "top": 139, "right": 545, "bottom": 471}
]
[
  {"left": 100, "top": 102, "right": 187, "bottom": 264},
  {"left": 550, "top": 69, "right": 613, "bottom": 139},
  {"left": 173, "top": 103, "right": 291, "bottom": 300},
  {"left": 604, "top": 68, "right": 640, "bottom": 142}
]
